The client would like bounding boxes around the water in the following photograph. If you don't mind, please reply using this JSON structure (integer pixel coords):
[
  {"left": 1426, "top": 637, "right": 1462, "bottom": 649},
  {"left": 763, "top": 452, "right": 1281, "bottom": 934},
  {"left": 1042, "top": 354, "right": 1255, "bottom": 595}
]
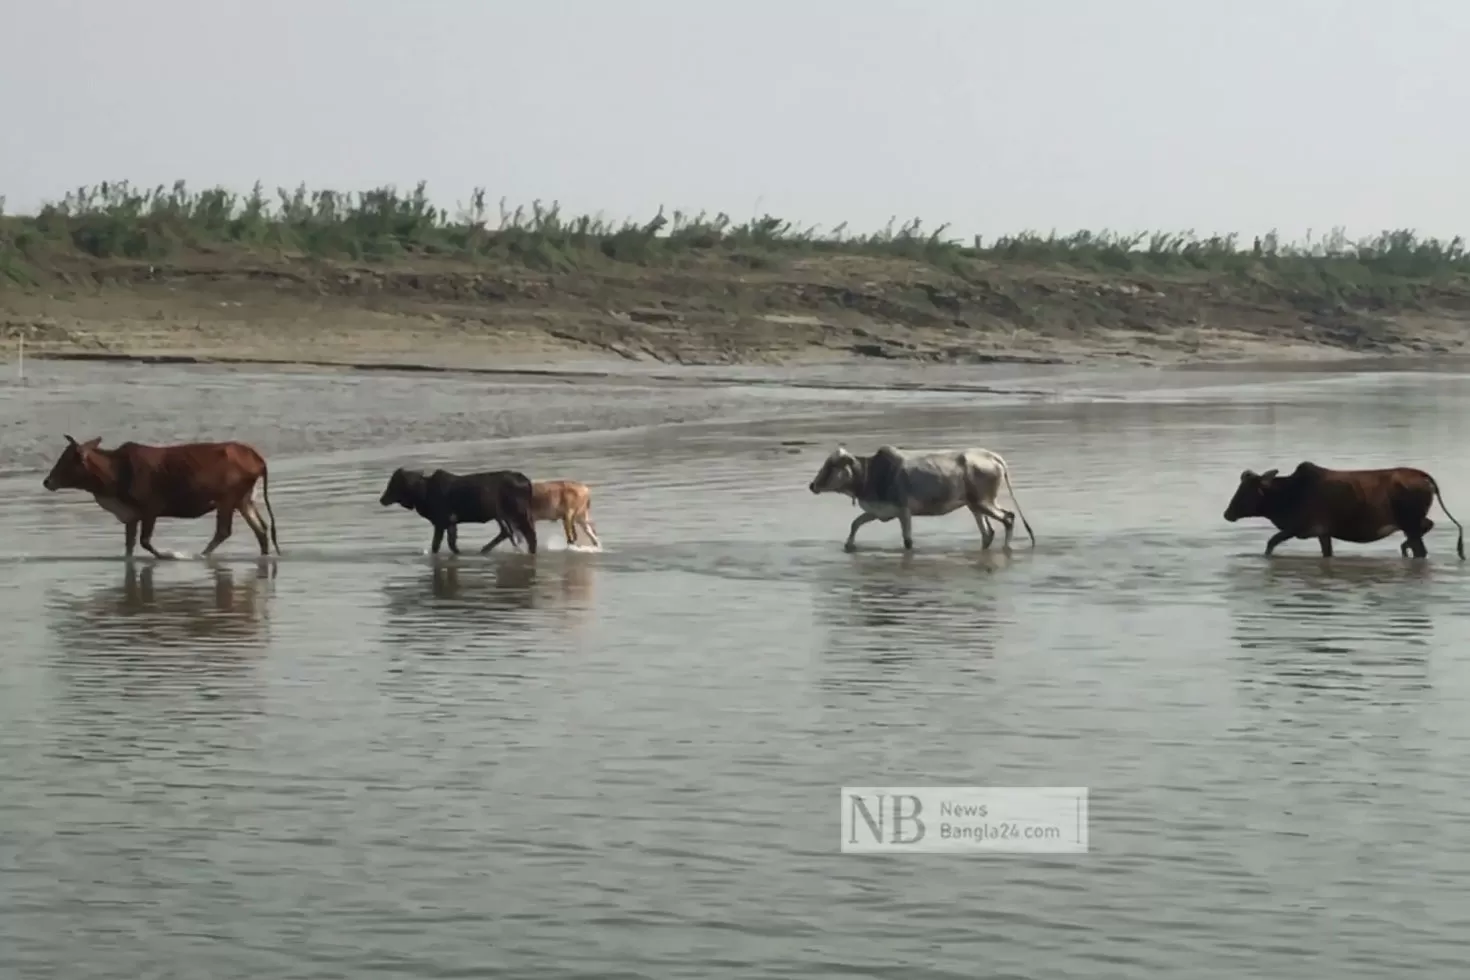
[{"left": 3, "top": 359, "right": 1470, "bottom": 979}]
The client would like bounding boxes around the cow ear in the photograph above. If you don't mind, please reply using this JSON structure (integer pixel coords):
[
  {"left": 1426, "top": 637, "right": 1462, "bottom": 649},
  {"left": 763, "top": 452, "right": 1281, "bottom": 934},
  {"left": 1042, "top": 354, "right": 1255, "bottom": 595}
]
[
  {"left": 64, "top": 434, "right": 76, "bottom": 447},
  {"left": 81, "top": 437, "right": 101, "bottom": 451},
  {"left": 1261, "top": 468, "right": 1279, "bottom": 482},
  {"left": 1239, "top": 469, "right": 1254, "bottom": 481}
]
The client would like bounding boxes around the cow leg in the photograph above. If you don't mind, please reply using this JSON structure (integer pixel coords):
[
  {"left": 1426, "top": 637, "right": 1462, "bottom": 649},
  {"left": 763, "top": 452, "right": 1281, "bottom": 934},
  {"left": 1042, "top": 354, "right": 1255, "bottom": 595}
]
[
  {"left": 137, "top": 517, "right": 171, "bottom": 560},
  {"left": 485, "top": 519, "right": 520, "bottom": 552},
  {"left": 1396, "top": 510, "right": 1433, "bottom": 558},
  {"left": 845, "top": 512, "right": 879, "bottom": 552},
  {"left": 123, "top": 519, "right": 138, "bottom": 558},
  {"left": 430, "top": 525, "right": 446, "bottom": 554},
  {"left": 445, "top": 523, "right": 461, "bottom": 555},
  {"left": 1401, "top": 522, "right": 1430, "bottom": 558},
  {"left": 1263, "top": 530, "right": 1294, "bottom": 556},
  {"left": 898, "top": 511, "right": 914, "bottom": 550},
  {"left": 563, "top": 513, "right": 577, "bottom": 545},
  {"left": 970, "top": 508, "right": 995, "bottom": 549},
  {"left": 1404, "top": 517, "right": 1435, "bottom": 557},
  {"left": 972, "top": 499, "right": 1015, "bottom": 549},
  {"left": 965, "top": 487, "right": 1001, "bottom": 547},
  {"left": 238, "top": 501, "right": 271, "bottom": 556},
  {"left": 200, "top": 507, "right": 235, "bottom": 557},
  {"left": 1318, "top": 535, "right": 1334, "bottom": 558},
  {"left": 481, "top": 522, "right": 515, "bottom": 554},
  {"left": 1401, "top": 517, "right": 1433, "bottom": 558},
  {"left": 518, "top": 513, "right": 539, "bottom": 555},
  {"left": 579, "top": 514, "right": 601, "bottom": 549}
]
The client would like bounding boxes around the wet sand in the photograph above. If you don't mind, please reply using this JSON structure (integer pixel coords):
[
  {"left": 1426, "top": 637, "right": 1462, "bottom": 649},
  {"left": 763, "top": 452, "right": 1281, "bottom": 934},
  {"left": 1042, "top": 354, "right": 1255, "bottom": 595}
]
[{"left": 3, "top": 360, "right": 1470, "bottom": 979}]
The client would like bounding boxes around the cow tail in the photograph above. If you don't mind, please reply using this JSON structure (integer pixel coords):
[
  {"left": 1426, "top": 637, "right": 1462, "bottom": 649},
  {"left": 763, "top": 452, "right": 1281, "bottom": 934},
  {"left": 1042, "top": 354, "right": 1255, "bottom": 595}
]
[
  {"left": 261, "top": 463, "right": 282, "bottom": 555},
  {"left": 1432, "top": 477, "right": 1464, "bottom": 561},
  {"left": 1001, "top": 462, "right": 1036, "bottom": 547}
]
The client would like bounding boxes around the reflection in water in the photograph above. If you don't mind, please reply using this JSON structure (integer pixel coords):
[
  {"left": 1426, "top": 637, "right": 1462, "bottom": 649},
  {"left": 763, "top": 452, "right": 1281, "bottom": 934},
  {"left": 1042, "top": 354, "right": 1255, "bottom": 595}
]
[
  {"left": 814, "top": 551, "right": 1010, "bottom": 692},
  {"left": 50, "top": 559, "right": 276, "bottom": 654},
  {"left": 379, "top": 554, "right": 597, "bottom": 646},
  {"left": 1225, "top": 555, "right": 1435, "bottom": 703},
  {"left": 42, "top": 561, "right": 275, "bottom": 722}
]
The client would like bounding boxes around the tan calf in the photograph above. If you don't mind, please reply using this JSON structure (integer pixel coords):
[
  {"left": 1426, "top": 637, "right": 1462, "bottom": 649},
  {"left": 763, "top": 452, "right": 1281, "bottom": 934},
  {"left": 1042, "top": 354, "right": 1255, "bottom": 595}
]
[{"left": 517, "top": 480, "right": 601, "bottom": 549}]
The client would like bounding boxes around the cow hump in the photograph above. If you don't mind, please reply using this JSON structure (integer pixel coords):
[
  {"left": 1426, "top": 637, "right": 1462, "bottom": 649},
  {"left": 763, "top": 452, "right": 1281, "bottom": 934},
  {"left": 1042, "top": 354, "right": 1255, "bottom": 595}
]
[{"left": 865, "top": 446, "right": 906, "bottom": 500}]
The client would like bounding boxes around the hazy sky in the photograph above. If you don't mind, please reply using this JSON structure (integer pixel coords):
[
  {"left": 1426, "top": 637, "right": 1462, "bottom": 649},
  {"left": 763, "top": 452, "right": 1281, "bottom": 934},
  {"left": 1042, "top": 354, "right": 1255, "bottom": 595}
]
[{"left": 4, "top": 0, "right": 1466, "bottom": 243}]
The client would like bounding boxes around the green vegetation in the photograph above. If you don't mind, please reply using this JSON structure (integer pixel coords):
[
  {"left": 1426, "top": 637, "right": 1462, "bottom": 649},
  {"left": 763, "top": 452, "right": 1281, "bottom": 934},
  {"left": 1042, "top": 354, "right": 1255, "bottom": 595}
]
[{"left": 3, "top": 180, "right": 1469, "bottom": 307}]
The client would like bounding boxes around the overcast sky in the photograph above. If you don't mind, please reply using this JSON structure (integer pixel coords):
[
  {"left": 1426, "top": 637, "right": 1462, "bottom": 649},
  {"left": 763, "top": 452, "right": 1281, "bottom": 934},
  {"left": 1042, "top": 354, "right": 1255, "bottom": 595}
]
[{"left": 3, "top": 0, "right": 1465, "bottom": 244}]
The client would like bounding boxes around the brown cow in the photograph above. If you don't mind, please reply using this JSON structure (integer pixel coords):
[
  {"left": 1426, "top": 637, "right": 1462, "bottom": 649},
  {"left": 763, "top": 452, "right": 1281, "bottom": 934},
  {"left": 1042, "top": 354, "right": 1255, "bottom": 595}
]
[
  {"left": 506, "top": 479, "right": 600, "bottom": 549},
  {"left": 42, "top": 435, "right": 281, "bottom": 559},
  {"left": 1223, "top": 461, "right": 1465, "bottom": 559}
]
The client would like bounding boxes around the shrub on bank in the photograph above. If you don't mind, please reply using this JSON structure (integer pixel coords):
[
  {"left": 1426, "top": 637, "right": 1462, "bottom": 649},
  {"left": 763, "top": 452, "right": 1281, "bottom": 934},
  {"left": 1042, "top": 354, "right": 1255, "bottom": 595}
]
[{"left": 2, "top": 180, "right": 1467, "bottom": 307}]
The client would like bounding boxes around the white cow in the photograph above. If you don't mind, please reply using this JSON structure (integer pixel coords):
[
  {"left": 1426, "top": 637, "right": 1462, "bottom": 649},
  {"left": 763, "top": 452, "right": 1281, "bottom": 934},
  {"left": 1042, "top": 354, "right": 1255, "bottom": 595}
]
[{"left": 807, "top": 444, "right": 1035, "bottom": 552}]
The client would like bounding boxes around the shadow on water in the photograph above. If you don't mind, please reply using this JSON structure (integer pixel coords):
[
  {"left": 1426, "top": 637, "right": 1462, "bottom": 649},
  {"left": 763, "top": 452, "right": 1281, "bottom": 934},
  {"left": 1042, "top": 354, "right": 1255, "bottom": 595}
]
[
  {"left": 378, "top": 553, "right": 597, "bottom": 646},
  {"left": 812, "top": 549, "right": 1015, "bottom": 695},
  {"left": 1224, "top": 554, "right": 1436, "bottom": 704}
]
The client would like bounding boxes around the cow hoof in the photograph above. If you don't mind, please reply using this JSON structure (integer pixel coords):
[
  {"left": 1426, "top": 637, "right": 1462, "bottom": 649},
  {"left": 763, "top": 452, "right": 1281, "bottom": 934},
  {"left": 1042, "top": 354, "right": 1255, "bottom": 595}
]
[
  {"left": 902, "top": 539, "right": 913, "bottom": 551},
  {"left": 843, "top": 541, "right": 857, "bottom": 553}
]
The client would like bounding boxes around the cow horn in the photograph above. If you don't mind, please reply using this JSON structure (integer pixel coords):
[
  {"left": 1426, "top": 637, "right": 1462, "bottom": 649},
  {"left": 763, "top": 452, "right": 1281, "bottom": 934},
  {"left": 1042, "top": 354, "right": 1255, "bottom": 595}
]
[{"left": 64, "top": 434, "right": 76, "bottom": 446}]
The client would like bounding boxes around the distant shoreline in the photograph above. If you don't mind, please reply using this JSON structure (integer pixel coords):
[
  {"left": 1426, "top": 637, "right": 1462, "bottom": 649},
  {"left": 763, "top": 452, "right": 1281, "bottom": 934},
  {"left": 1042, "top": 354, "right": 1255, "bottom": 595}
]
[
  {"left": 5, "top": 276, "right": 1465, "bottom": 377},
  {"left": 12, "top": 340, "right": 1467, "bottom": 387},
  {"left": 6, "top": 181, "right": 1470, "bottom": 370}
]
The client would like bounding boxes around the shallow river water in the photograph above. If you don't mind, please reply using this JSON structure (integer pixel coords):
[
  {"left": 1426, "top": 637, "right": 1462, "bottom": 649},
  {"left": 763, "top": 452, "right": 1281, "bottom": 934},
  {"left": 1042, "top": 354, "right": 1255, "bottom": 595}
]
[{"left": 3, "top": 359, "right": 1470, "bottom": 979}]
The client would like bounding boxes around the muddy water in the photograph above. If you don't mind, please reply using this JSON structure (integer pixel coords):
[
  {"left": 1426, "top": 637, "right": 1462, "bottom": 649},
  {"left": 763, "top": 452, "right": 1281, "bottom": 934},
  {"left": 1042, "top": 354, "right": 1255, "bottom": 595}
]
[{"left": 3, "top": 360, "right": 1470, "bottom": 979}]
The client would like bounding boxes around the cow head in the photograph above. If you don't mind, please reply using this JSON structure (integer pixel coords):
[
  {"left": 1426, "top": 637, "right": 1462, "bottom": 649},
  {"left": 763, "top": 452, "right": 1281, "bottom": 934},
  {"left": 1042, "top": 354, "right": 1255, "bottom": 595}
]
[
  {"left": 379, "top": 467, "right": 427, "bottom": 509},
  {"left": 809, "top": 445, "right": 861, "bottom": 502},
  {"left": 1223, "top": 468, "right": 1280, "bottom": 522},
  {"left": 42, "top": 434, "right": 105, "bottom": 493}
]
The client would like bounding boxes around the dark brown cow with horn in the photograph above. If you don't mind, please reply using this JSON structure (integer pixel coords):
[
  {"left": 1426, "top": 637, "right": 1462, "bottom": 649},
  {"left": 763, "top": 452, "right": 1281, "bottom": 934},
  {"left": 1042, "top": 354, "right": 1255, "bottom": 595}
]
[
  {"left": 42, "top": 435, "right": 281, "bottom": 559},
  {"left": 1223, "top": 460, "right": 1464, "bottom": 559}
]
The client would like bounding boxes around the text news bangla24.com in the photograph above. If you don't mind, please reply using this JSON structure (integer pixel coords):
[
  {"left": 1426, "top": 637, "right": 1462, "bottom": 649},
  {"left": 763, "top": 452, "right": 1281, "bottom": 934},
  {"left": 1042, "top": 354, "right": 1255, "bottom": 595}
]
[{"left": 840, "top": 786, "right": 1089, "bottom": 854}]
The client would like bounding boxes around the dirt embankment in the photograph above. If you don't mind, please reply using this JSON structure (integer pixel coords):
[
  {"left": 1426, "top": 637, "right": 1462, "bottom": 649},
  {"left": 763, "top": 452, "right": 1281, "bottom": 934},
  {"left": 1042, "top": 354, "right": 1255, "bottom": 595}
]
[{"left": 5, "top": 249, "right": 1470, "bottom": 372}]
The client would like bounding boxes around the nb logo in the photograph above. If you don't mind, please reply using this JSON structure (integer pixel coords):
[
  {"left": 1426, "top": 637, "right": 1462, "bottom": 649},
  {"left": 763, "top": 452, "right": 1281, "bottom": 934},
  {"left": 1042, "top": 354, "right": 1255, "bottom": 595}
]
[{"left": 846, "top": 792, "right": 926, "bottom": 845}]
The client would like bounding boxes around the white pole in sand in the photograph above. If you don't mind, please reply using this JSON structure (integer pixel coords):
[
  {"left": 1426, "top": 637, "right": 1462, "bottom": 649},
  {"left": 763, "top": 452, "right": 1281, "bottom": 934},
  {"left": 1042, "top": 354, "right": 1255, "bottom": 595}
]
[{"left": 16, "top": 334, "right": 22, "bottom": 383}]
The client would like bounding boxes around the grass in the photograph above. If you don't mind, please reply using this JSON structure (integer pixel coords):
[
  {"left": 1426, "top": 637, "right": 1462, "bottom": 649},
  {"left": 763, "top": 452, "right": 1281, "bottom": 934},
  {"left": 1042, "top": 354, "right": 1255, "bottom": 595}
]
[{"left": 3, "top": 180, "right": 1469, "bottom": 307}]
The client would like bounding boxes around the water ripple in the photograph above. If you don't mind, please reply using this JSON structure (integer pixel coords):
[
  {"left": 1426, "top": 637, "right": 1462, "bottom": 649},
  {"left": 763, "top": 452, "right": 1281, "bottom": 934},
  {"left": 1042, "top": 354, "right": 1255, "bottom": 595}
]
[{"left": 6, "top": 364, "right": 1470, "bottom": 978}]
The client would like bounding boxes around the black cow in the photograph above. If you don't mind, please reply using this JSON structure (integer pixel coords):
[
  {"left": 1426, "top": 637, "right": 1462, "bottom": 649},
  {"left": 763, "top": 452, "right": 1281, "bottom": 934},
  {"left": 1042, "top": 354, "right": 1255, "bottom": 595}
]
[{"left": 379, "top": 467, "right": 538, "bottom": 555}]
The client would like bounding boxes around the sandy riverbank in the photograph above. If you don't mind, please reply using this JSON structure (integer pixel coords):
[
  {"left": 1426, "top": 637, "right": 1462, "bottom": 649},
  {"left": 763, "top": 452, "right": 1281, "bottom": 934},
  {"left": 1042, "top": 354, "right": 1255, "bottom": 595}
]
[{"left": 5, "top": 249, "right": 1470, "bottom": 373}]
